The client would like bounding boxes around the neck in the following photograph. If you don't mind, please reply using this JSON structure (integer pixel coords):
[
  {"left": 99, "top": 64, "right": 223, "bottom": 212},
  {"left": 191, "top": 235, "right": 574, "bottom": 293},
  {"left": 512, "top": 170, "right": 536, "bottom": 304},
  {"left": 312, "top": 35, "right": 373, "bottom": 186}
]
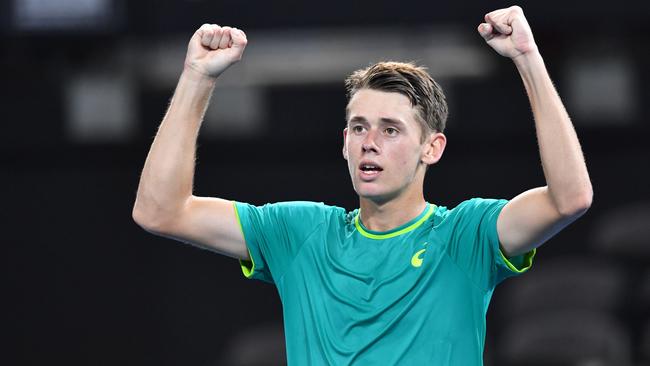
[{"left": 358, "top": 190, "right": 427, "bottom": 232}]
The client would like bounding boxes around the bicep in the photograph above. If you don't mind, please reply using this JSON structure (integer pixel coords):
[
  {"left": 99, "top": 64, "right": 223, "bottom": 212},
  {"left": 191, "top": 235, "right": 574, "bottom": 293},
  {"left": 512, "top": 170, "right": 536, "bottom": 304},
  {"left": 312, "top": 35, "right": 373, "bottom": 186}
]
[
  {"left": 497, "top": 186, "right": 585, "bottom": 257},
  {"left": 160, "top": 196, "right": 250, "bottom": 260}
]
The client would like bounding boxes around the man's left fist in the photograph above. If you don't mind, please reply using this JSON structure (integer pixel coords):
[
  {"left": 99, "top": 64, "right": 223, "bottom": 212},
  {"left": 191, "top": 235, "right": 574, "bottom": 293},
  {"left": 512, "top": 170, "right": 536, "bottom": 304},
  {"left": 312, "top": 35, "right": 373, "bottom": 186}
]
[{"left": 478, "top": 6, "right": 538, "bottom": 59}]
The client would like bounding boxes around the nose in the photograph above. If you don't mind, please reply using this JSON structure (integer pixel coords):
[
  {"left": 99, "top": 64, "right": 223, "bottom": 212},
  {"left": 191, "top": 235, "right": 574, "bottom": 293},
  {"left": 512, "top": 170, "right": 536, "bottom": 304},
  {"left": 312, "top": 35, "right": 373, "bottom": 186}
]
[{"left": 362, "top": 129, "right": 380, "bottom": 153}]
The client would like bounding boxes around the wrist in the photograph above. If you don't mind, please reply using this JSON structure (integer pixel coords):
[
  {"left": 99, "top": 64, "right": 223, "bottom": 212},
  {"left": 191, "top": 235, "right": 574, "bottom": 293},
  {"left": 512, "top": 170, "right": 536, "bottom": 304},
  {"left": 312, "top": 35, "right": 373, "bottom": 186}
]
[
  {"left": 512, "top": 49, "right": 544, "bottom": 72},
  {"left": 182, "top": 64, "right": 218, "bottom": 86}
]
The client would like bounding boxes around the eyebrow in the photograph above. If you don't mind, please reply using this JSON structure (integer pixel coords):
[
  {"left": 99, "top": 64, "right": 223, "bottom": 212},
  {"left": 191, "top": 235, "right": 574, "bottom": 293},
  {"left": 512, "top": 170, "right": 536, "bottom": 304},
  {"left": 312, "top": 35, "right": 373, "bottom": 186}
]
[{"left": 347, "top": 116, "right": 407, "bottom": 128}]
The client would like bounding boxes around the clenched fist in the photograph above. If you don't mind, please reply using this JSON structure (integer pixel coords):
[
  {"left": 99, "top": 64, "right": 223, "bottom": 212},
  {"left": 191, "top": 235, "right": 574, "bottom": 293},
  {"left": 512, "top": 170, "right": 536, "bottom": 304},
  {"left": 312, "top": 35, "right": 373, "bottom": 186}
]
[
  {"left": 478, "top": 6, "right": 538, "bottom": 59},
  {"left": 184, "top": 24, "right": 248, "bottom": 79}
]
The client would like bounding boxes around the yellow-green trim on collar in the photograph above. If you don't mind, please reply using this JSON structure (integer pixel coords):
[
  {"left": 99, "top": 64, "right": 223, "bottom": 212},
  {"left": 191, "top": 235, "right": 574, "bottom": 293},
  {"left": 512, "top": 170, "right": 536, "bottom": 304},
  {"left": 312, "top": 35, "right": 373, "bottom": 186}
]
[{"left": 355, "top": 204, "right": 436, "bottom": 240}]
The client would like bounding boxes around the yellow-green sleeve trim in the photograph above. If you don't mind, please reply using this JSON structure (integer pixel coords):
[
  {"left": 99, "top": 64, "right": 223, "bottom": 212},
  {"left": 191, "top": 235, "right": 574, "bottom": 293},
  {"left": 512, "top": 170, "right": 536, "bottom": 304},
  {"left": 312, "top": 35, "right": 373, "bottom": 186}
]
[
  {"left": 233, "top": 201, "right": 255, "bottom": 278},
  {"left": 499, "top": 247, "right": 536, "bottom": 273},
  {"left": 355, "top": 204, "right": 436, "bottom": 240}
]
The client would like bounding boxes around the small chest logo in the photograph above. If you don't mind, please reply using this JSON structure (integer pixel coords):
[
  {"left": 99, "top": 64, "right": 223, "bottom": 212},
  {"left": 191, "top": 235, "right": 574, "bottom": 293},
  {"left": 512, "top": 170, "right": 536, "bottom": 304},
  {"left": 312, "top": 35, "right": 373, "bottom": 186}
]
[{"left": 411, "top": 242, "right": 428, "bottom": 268}]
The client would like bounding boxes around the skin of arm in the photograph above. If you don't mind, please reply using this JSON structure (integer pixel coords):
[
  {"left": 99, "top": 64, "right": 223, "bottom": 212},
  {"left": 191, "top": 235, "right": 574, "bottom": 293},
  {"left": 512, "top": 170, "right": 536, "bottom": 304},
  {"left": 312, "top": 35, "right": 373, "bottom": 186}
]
[
  {"left": 478, "top": 6, "right": 593, "bottom": 257},
  {"left": 132, "top": 24, "right": 251, "bottom": 260}
]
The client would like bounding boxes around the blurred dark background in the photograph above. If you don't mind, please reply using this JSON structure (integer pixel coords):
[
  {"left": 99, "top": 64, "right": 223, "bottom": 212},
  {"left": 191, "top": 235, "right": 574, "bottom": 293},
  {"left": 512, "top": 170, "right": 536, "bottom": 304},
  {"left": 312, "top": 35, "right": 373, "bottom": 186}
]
[{"left": 2, "top": 0, "right": 650, "bottom": 365}]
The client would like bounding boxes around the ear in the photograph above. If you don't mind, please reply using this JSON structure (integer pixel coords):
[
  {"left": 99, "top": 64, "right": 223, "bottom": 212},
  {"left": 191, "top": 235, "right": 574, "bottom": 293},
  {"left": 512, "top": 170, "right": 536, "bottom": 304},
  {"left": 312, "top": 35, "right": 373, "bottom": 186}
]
[
  {"left": 421, "top": 132, "right": 447, "bottom": 165},
  {"left": 342, "top": 128, "right": 349, "bottom": 160}
]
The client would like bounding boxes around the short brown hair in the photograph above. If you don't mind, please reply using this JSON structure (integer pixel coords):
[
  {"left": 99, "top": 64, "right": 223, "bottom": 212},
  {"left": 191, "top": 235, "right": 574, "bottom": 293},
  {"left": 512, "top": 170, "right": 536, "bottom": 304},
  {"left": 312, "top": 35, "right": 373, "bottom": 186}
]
[{"left": 345, "top": 61, "right": 448, "bottom": 142}]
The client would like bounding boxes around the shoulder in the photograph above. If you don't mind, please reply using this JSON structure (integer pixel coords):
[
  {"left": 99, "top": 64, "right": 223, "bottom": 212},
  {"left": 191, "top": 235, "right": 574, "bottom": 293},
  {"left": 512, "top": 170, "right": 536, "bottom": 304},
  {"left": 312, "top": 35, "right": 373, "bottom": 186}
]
[
  {"left": 237, "top": 200, "right": 347, "bottom": 224},
  {"left": 434, "top": 197, "right": 508, "bottom": 226},
  {"left": 269, "top": 201, "right": 346, "bottom": 215}
]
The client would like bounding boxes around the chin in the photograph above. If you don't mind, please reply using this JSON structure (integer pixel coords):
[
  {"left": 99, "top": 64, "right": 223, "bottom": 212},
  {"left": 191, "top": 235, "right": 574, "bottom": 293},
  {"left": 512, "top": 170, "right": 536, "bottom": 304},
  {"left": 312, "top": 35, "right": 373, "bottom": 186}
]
[{"left": 354, "top": 184, "right": 395, "bottom": 203}]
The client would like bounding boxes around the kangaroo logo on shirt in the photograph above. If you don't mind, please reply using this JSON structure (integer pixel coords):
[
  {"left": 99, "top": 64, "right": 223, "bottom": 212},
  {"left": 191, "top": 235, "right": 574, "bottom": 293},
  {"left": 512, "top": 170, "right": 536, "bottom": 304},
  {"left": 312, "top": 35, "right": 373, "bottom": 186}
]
[{"left": 411, "top": 242, "right": 428, "bottom": 268}]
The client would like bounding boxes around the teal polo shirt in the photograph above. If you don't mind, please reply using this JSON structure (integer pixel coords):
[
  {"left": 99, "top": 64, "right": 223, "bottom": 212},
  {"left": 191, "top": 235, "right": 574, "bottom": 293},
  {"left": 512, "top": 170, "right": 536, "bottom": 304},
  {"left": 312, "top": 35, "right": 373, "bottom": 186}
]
[{"left": 234, "top": 198, "right": 535, "bottom": 365}]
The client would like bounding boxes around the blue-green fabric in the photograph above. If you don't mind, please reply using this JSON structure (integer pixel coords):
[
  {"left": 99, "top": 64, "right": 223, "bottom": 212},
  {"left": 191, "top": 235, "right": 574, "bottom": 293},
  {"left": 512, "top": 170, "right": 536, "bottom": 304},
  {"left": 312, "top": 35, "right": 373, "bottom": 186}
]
[{"left": 234, "top": 198, "right": 536, "bottom": 365}]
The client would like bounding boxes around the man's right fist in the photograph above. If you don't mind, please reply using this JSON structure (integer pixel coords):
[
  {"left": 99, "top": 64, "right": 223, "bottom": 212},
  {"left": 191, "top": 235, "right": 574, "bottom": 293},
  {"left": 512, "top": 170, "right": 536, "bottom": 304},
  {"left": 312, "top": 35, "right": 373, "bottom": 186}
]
[{"left": 184, "top": 24, "right": 248, "bottom": 79}]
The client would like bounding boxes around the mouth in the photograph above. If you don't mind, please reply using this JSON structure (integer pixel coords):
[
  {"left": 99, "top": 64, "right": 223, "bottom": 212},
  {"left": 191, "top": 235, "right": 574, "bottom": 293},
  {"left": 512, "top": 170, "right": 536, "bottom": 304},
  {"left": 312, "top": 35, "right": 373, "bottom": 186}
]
[{"left": 358, "top": 162, "right": 383, "bottom": 180}]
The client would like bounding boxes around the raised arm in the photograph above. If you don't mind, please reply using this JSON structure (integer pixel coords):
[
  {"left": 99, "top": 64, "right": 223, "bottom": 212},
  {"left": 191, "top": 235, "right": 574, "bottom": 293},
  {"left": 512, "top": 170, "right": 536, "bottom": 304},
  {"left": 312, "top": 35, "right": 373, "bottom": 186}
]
[
  {"left": 477, "top": 7, "right": 593, "bottom": 257},
  {"left": 132, "top": 24, "right": 250, "bottom": 260}
]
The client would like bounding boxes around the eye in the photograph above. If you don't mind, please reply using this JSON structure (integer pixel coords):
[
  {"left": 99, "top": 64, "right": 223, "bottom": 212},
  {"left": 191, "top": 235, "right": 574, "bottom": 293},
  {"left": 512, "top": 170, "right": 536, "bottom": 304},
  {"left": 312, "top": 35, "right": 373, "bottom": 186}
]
[
  {"left": 385, "top": 127, "right": 399, "bottom": 136},
  {"left": 352, "top": 125, "right": 365, "bottom": 133}
]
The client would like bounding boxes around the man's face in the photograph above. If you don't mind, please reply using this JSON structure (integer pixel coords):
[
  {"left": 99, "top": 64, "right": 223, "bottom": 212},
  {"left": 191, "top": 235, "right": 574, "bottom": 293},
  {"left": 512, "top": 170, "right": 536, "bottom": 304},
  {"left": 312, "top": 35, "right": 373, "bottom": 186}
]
[{"left": 343, "top": 88, "right": 435, "bottom": 203}]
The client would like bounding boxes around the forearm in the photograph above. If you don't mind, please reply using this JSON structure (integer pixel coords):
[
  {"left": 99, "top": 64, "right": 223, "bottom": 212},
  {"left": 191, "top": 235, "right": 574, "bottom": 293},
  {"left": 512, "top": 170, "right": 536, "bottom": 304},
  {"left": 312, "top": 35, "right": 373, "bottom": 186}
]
[
  {"left": 133, "top": 68, "right": 217, "bottom": 223},
  {"left": 514, "top": 51, "right": 593, "bottom": 215}
]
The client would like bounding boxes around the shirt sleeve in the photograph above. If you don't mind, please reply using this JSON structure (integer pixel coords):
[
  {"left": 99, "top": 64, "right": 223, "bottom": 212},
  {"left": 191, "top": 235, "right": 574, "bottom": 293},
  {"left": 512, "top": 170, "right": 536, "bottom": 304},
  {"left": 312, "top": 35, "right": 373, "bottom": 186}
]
[
  {"left": 233, "top": 201, "right": 328, "bottom": 284},
  {"left": 445, "top": 197, "right": 536, "bottom": 291}
]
